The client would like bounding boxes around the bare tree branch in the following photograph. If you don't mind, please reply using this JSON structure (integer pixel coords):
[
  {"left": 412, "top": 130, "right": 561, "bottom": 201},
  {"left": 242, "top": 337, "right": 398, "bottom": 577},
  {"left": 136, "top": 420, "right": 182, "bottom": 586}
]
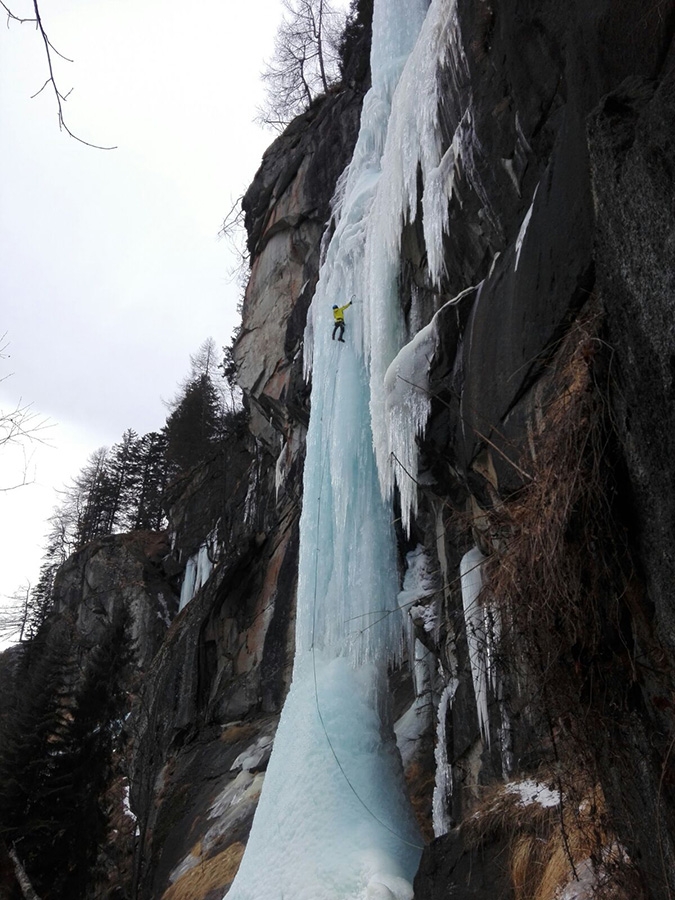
[
  {"left": 0, "top": 585, "right": 31, "bottom": 644},
  {"left": 3, "top": 0, "right": 116, "bottom": 149},
  {"left": 0, "top": 398, "right": 51, "bottom": 453},
  {"left": 1, "top": 334, "right": 52, "bottom": 492},
  {"left": 8, "top": 846, "right": 41, "bottom": 900},
  {"left": 219, "top": 195, "right": 250, "bottom": 294}
]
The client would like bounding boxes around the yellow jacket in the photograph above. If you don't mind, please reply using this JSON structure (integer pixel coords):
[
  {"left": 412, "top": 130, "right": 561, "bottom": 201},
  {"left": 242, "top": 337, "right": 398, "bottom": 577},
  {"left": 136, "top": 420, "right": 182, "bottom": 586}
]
[{"left": 332, "top": 302, "right": 352, "bottom": 323}]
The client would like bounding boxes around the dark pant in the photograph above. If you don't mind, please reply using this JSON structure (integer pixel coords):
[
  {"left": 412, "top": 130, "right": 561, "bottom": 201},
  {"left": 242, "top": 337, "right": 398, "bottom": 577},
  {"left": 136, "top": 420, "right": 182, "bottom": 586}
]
[{"left": 332, "top": 321, "right": 345, "bottom": 341}]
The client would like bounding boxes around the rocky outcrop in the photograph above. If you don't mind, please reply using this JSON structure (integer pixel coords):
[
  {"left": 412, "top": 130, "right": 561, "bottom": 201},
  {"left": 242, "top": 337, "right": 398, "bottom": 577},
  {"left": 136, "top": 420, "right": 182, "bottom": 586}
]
[
  {"left": 235, "top": 88, "right": 365, "bottom": 456},
  {"left": 50, "top": 530, "right": 177, "bottom": 670}
]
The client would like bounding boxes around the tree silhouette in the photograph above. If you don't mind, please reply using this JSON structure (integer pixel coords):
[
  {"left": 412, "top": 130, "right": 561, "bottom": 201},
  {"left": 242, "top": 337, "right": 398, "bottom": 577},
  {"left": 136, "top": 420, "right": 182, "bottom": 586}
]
[
  {"left": 164, "top": 373, "right": 223, "bottom": 473},
  {"left": 126, "top": 431, "right": 169, "bottom": 531}
]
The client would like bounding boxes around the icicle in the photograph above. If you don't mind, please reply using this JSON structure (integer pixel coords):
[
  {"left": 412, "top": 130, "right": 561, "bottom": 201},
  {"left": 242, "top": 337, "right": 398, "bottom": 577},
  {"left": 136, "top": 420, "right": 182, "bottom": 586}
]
[
  {"left": 383, "top": 286, "right": 477, "bottom": 532},
  {"left": 366, "top": 0, "right": 467, "bottom": 503},
  {"left": 459, "top": 546, "right": 490, "bottom": 745},
  {"left": 177, "top": 525, "right": 219, "bottom": 612},
  {"left": 397, "top": 545, "right": 439, "bottom": 652},
  {"left": 394, "top": 548, "right": 438, "bottom": 767},
  {"left": 432, "top": 677, "right": 457, "bottom": 837},
  {"left": 383, "top": 325, "right": 436, "bottom": 533},
  {"left": 178, "top": 557, "right": 197, "bottom": 612},
  {"left": 515, "top": 184, "right": 539, "bottom": 270}
]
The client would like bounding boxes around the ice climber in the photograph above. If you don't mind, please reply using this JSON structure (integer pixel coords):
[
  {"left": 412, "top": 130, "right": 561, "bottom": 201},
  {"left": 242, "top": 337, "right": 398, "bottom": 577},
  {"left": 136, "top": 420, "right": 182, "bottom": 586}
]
[{"left": 331, "top": 301, "right": 352, "bottom": 342}]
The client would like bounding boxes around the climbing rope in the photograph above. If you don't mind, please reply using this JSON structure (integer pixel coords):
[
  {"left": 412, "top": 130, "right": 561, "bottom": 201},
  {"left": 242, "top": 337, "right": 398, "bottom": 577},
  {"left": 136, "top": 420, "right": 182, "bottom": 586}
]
[{"left": 309, "top": 340, "right": 425, "bottom": 852}]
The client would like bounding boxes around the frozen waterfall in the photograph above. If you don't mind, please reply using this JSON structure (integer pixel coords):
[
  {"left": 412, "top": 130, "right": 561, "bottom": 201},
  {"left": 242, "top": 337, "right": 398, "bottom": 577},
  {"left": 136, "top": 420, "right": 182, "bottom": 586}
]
[{"left": 224, "top": 1, "right": 461, "bottom": 897}]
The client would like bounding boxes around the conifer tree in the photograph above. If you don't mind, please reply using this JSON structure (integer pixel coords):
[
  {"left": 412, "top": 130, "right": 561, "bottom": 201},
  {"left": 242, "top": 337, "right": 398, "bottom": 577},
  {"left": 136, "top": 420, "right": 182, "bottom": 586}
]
[
  {"left": 24, "top": 562, "right": 58, "bottom": 640},
  {"left": 136, "top": 430, "right": 169, "bottom": 530},
  {"left": 164, "top": 373, "right": 223, "bottom": 472},
  {"left": 0, "top": 612, "right": 133, "bottom": 898},
  {"left": 0, "top": 632, "right": 75, "bottom": 866},
  {"left": 73, "top": 447, "right": 114, "bottom": 547},
  {"left": 32, "top": 609, "right": 133, "bottom": 898},
  {"left": 104, "top": 428, "right": 141, "bottom": 532}
]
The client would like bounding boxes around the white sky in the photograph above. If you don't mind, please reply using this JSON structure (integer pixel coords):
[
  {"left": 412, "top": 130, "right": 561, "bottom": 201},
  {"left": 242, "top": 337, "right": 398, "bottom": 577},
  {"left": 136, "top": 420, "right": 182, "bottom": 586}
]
[{"left": 0, "top": 0, "right": 334, "bottom": 607}]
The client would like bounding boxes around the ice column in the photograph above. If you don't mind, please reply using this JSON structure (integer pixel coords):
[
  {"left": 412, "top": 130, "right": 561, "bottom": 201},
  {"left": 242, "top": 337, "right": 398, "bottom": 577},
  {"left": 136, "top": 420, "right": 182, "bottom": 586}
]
[{"left": 225, "top": 2, "right": 432, "bottom": 899}]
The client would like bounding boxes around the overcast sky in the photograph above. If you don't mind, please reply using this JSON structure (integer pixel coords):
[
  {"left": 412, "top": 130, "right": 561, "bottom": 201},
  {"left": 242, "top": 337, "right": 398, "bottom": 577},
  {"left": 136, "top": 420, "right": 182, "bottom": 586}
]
[{"left": 0, "top": 0, "right": 343, "bottom": 608}]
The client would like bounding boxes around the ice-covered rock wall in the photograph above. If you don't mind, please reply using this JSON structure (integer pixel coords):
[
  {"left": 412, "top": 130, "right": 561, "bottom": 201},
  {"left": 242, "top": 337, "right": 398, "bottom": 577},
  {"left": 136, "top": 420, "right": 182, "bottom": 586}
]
[{"left": 29, "top": 1, "right": 675, "bottom": 897}]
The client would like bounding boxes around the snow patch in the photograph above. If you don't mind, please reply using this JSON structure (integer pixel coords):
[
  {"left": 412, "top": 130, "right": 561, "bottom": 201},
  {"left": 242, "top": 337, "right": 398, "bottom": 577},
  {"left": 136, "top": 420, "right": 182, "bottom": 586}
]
[
  {"left": 505, "top": 779, "right": 561, "bottom": 809},
  {"left": 122, "top": 780, "right": 136, "bottom": 823},
  {"left": 555, "top": 857, "right": 598, "bottom": 900},
  {"left": 230, "top": 734, "right": 274, "bottom": 773}
]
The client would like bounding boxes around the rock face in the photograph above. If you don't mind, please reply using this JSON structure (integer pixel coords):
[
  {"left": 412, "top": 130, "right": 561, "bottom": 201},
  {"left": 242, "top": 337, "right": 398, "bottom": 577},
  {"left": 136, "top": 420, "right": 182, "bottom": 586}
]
[
  {"left": 395, "top": 2, "right": 675, "bottom": 898},
  {"left": 49, "top": 531, "right": 176, "bottom": 671},
  {"left": 588, "top": 71, "right": 675, "bottom": 893},
  {"left": 235, "top": 88, "right": 366, "bottom": 453}
]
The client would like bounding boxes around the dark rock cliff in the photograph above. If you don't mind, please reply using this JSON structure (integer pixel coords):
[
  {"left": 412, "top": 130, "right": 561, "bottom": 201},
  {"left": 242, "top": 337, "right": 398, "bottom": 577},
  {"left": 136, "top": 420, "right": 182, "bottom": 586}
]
[{"left": 399, "top": 2, "right": 675, "bottom": 898}]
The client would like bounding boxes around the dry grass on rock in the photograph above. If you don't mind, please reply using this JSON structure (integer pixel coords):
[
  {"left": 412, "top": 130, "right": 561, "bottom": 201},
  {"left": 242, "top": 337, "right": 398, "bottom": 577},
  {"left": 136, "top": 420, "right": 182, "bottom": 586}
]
[
  {"left": 482, "top": 307, "right": 634, "bottom": 727},
  {"left": 462, "top": 774, "right": 641, "bottom": 900},
  {"left": 160, "top": 842, "right": 245, "bottom": 900}
]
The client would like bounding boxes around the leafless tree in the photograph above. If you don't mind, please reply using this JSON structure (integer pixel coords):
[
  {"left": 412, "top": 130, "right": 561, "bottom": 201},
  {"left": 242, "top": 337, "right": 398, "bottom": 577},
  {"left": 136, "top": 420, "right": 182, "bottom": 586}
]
[
  {"left": 0, "top": 333, "right": 51, "bottom": 491},
  {"left": 0, "top": 584, "right": 31, "bottom": 644},
  {"left": 219, "top": 194, "right": 250, "bottom": 311},
  {"left": 1, "top": 0, "right": 115, "bottom": 149},
  {"left": 259, "top": 0, "right": 344, "bottom": 130}
]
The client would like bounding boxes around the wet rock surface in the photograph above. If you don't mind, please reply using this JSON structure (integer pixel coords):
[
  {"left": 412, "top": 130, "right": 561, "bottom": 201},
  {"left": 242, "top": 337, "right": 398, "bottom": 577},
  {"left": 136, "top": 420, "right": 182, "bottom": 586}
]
[{"left": 414, "top": 832, "right": 511, "bottom": 900}]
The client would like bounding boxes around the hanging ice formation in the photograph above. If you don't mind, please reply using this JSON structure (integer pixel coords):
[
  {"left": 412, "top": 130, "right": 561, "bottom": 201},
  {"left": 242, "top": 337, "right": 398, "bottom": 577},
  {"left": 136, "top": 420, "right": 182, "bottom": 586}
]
[
  {"left": 459, "top": 547, "right": 503, "bottom": 747},
  {"left": 225, "top": 1, "right": 467, "bottom": 898},
  {"left": 178, "top": 526, "right": 220, "bottom": 612}
]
